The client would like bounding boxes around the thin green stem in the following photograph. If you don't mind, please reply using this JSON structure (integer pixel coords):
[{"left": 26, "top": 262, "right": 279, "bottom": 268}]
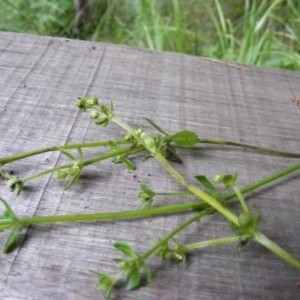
[
  {"left": 155, "top": 151, "right": 240, "bottom": 225},
  {"left": 1, "top": 160, "right": 299, "bottom": 235},
  {"left": 200, "top": 138, "right": 300, "bottom": 159},
  {"left": 142, "top": 211, "right": 207, "bottom": 260},
  {"left": 254, "top": 231, "right": 300, "bottom": 270},
  {"left": 0, "top": 140, "right": 131, "bottom": 167},
  {"left": 155, "top": 191, "right": 193, "bottom": 197},
  {"left": 23, "top": 145, "right": 144, "bottom": 184},
  {"left": 112, "top": 115, "right": 240, "bottom": 226},
  {"left": 230, "top": 161, "right": 300, "bottom": 196},
  {"left": 232, "top": 185, "right": 249, "bottom": 213},
  {"left": 18, "top": 202, "right": 205, "bottom": 226},
  {"left": 154, "top": 161, "right": 300, "bottom": 201},
  {"left": 185, "top": 236, "right": 240, "bottom": 251}
]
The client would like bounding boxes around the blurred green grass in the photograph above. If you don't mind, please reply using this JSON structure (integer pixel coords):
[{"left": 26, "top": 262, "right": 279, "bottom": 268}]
[{"left": 0, "top": 0, "right": 299, "bottom": 70}]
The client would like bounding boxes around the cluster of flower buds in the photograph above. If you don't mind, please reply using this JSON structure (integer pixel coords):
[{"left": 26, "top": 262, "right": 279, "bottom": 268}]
[{"left": 76, "top": 97, "right": 114, "bottom": 127}]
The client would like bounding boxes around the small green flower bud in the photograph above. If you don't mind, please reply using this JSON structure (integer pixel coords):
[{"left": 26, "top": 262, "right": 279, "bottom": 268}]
[
  {"left": 135, "top": 128, "right": 143, "bottom": 136},
  {"left": 7, "top": 176, "right": 24, "bottom": 196},
  {"left": 87, "top": 97, "right": 99, "bottom": 106},
  {"left": 238, "top": 212, "right": 254, "bottom": 228},
  {"left": 75, "top": 97, "right": 86, "bottom": 111},
  {"left": 138, "top": 192, "right": 150, "bottom": 201},
  {"left": 89, "top": 110, "right": 100, "bottom": 120},
  {"left": 214, "top": 173, "right": 237, "bottom": 189},
  {"left": 238, "top": 211, "right": 260, "bottom": 237}
]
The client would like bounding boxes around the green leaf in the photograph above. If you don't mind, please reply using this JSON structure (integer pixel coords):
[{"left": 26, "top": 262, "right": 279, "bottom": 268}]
[
  {"left": 0, "top": 210, "right": 11, "bottom": 220},
  {"left": 56, "top": 170, "right": 68, "bottom": 181},
  {"left": 4, "top": 225, "right": 21, "bottom": 253},
  {"left": 138, "top": 184, "right": 155, "bottom": 209},
  {"left": 0, "top": 198, "right": 22, "bottom": 252},
  {"left": 108, "top": 140, "right": 119, "bottom": 151},
  {"left": 64, "top": 170, "right": 81, "bottom": 190},
  {"left": 92, "top": 270, "right": 116, "bottom": 300},
  {"left": 0, "top": 198, "right": 18, "bottom": 222},
  {"left": 140, "top": 184, "right": 154, "bottom": 195},
  {"left": 143, "top": 264, "right": 153, "bottom": 285},
  {"left": 171, "top": 130, "right": 199, "bottom": 147},
  {"left": 165, "top": 145, "right": 183, "bottom": 164},
  {"left": 62, "top": 148, "right": 84, "bottom": 189},
  {"left": 114, "top": 258, "right": 126, "bottom": 269},
  {"left": 101, "top": 105, "right": 110, "bottom": 116},
  {"left": 100, "top": 103, "right": 114, "bottom": 119},
  {"left": 95, "top": 271, "right": 115, "bottom": 291},
  {"left": 122, "top": 158, "right": 136, "bottom": 171},
  {"left": 55, "top": 147, "right": 76, "bottom": 160},
  {"left": 126, "top": 270, "right": 141, "bottom": 290},
  {"left": 144, "top": 118, "right": 168, "bottom": 135},
  {"left": 195, "top": 175, "right": 222, "bottom": 199},
  {"left": 114, "top": 242, "right": 139, "bottom": 259},
  {"left": 95, "top": 117, "right": 109, "bottom": 127}
]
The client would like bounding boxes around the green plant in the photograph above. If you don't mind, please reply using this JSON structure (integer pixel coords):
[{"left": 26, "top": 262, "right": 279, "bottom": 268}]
[
  {"left": 1, "top": 0, "right": 299, "bottom": 70},
  {"left": 0, "top": 0, "right": 75, "bottom": 37},
  {"left": 207, "top": 0, "right": 300, "bottom": 69},
  {"left": 1, "top": 97, "right": 300, "bottom": 299}
]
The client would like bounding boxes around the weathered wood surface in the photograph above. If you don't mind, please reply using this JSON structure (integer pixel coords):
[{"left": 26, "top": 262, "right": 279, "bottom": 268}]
[{"left": 0, "top": 32, "right": 300, "bottom": 300}]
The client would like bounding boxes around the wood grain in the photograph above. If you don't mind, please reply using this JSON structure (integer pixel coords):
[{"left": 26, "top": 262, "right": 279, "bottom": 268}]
[{"left": 0, "top": 32, "right": 300, "bottom": 300}]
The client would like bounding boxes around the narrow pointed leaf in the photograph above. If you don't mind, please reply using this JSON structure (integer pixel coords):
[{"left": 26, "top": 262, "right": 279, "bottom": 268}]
[
  {"left": 144, "top": 118, "right": 169, "bottom": 135},
  {"left": 4, "top": 225, "right": 21, "bottom": 253},
  {"left": 55, "top": 147, "right": 76, "bottom": 160},
  {"left": 126, "top": 270, "right": 141, "bottom": 290},
  {"left": 195, "top": 175, "right": 222, "bottom": 199},
  {"left": 114, "top": 242, "right": 139, "bottom": 258}
]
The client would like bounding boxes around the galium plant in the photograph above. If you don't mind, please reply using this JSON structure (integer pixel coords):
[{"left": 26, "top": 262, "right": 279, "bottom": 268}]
[{"left": 1, "top": 97, "right": 300, "bottom": 299}]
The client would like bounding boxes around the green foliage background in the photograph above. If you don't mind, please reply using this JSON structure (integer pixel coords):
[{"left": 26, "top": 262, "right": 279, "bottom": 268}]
[{"left": 0, "top": 0, "right": 299, "bottom": 70}]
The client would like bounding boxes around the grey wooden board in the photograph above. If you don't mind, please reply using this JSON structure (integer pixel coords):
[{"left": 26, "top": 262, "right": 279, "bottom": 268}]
[{"left": 0, "top": 32, "right": 300, "bottom": 300}]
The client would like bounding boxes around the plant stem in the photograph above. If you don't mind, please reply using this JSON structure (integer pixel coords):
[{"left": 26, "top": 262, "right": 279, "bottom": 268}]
[
  {"left": 0, "top": 140, "right": 131, "bottom": 167},
  {"left": 156, "top": 151, "right": 240, "bottom": 225},
  {"left": 2, "top": 159, "right": 299, "bottom": 230},
  {"left": 23, "top": 145, "right": 144, "bottom": 184},
  {"left": 185, "top": 236, "right": 240, "bottom": 251},
  {"left": 254, "top": 231, "right": 300, "bottom": 270},
  {"left": 200, "top": 138, "right": 300, "bottom": 159},
  {"left": 232, "top": 186, "right": 249, "bottom": 213},
  {"left": 142, "top": 212, "right": 207, "bottom": 260},
  {"left": 155, "top": 191, "right": 194, "bottom": 197},
  {"left": 155, "top": 161, "right": 300, "bottom": 201},
  {"left": 230, "top": 161, "right": 300, "bottom": 196},
  {"left": 18, "top": 202, "right": 204, "bottom": 226},
  {"left": 112, "top": 115, "right": 240, "bottom": 225}
]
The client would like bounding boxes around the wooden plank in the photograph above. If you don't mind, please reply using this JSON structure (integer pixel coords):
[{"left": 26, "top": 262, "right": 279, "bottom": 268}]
[{"left": 0, "top": 32, "right": 300, "bottom": 299}]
